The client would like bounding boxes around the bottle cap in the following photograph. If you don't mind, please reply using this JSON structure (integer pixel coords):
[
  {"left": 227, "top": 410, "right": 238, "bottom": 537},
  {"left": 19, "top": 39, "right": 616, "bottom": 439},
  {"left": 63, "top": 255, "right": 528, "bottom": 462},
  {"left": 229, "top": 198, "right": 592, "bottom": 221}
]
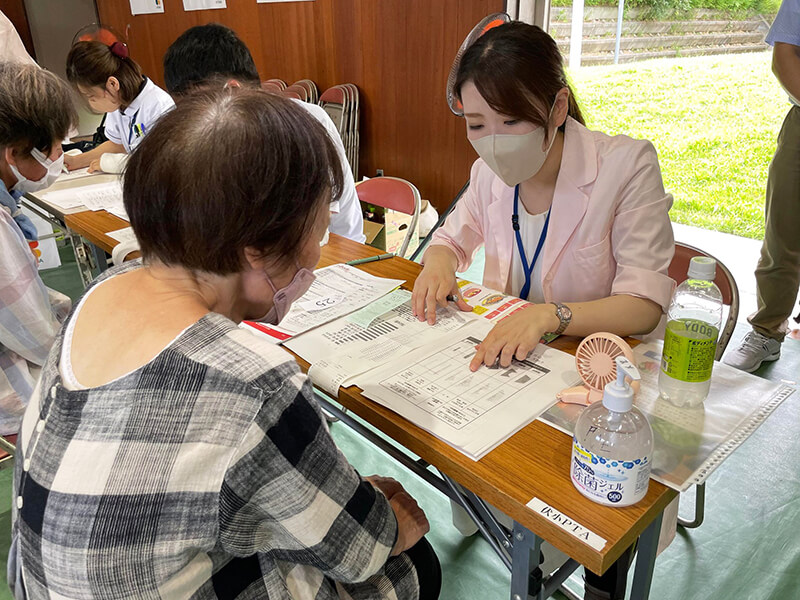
[
  {"left": 687, "top": 256, "right": 716, "bottom": 281},
  {"left": 602, "top": 356, "right": 641, "bottom": 413}
]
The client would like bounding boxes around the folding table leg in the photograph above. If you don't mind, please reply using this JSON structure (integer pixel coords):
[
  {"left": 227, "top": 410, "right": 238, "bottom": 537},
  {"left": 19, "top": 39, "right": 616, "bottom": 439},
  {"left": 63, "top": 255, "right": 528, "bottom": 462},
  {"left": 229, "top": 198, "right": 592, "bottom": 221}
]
[
  {"left": 629, "top": 512, "right": 663, "bottom": 599},
  {"left": 510, "top": 522, "right": 544, "bottom": 600},
  {"left": 70, "top": 233, "right": 96, "bottom": 288}
]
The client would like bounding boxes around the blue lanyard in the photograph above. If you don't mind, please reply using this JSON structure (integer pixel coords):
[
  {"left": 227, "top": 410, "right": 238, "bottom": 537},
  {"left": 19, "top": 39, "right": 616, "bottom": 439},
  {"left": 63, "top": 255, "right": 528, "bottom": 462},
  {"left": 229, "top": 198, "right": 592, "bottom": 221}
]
[
  {"left": 127, "top": 109, "right": 142, "bottom": 146},
  {"left": 512, "top": 184, "right": 550, "bottom": 300}
]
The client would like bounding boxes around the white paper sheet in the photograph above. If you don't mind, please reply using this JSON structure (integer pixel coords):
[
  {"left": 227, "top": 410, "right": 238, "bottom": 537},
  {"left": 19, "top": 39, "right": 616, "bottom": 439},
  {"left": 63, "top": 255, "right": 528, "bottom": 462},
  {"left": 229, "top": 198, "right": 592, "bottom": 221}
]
[
  {"left": 55, "top": 168, "right": 93, "bottom": 183},
  {"left": 241, "top": 264, "right": 404, "bottom": 343},
  {"left": 130, "top": 0, "right": 165, "bottom": 14},
  {"left": 286, "top": 291, "right": 474, "bottom": 395},
  {"left": 539, "top": 341, "right": 795, "bottom": 491},
  {"left": 183, "top": 0, "right": 226, "bottom": 10},
  {"left": 107, "top": 227, "right": 137, "bottom": 244},
  {"left": 357, "top": 319, "right": 578, "bottom": 460},
  {"left": 41, "top": 180, "right": 124, "bottom": 214}
]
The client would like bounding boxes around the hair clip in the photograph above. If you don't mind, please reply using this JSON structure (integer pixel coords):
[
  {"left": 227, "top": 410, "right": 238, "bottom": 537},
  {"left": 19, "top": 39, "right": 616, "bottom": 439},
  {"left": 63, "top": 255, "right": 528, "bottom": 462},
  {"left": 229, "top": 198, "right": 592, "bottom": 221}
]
[{"left": 109, "top": 41, "right": 129, "bottom": 59}]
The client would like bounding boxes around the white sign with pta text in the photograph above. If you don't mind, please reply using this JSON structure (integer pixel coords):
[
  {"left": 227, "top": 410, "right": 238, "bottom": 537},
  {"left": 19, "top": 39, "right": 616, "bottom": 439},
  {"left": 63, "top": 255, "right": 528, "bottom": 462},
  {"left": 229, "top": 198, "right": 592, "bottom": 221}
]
[{"left": 526, "top": 497, "right": 607, "bottom": 551}]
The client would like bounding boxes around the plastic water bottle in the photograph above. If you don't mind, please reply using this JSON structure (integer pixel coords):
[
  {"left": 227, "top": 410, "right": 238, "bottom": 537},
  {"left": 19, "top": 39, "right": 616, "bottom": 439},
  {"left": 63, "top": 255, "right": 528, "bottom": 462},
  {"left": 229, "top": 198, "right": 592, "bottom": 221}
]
[
  {"left": 658, "top": 257, "right": 723, "bottom": 408},
  {"left": 571, "top": 357, "right": 654, "bottom": 507}
]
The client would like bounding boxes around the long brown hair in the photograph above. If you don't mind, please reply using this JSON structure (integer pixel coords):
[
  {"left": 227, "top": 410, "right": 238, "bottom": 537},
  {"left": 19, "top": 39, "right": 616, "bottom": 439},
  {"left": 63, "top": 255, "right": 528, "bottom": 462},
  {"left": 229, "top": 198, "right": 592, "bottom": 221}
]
[
  {"left": 66, "top": 41, "right": 144, "bottom": 107},
  {"left": 454, "top": 22, "right": 584, "bottom": 132}
]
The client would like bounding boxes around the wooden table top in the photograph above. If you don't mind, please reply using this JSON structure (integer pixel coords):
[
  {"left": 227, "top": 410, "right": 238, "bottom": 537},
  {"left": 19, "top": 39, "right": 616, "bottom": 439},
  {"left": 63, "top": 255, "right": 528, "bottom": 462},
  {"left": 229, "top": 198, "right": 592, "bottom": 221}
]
[
  {"left": 64, "top": 210, "right": 133, "bottom": 255},
  {"left": 311, "top": 234, "right": 676, "bottom": 575},
  {"left": 58, "top": 211, "right": 676, "bottom": 574}
]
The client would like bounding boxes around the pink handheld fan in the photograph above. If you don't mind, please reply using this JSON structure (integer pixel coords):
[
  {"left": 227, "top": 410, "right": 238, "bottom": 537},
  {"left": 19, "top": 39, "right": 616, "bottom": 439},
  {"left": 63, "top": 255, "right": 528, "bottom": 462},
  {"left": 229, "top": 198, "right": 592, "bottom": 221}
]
[{"left": 557, "top": 333, "right": 639, "bottom": 406}]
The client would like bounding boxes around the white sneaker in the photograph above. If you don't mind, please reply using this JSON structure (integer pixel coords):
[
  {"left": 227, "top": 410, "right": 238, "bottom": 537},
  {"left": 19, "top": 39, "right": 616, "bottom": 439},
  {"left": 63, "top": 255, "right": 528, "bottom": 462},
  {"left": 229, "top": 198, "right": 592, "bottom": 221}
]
[{"left": 723, "top": 331, "right": 781, "bottom": 372}]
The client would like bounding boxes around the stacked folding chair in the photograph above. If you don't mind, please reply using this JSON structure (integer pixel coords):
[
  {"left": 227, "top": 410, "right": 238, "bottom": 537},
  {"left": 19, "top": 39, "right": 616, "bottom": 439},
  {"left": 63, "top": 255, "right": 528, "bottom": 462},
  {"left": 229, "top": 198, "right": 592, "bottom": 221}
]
[
  {"left": 261, "top": 80, "right": 284, "bottom": 94},
  {"left": 264, "top": 78, "right": 287, "bottom": 90},
  {"left": 293, "top": 79, "right": 319, "bottom": 104},
  {"left": 319, "top": 84, "right": 360, "bottom": 178}
]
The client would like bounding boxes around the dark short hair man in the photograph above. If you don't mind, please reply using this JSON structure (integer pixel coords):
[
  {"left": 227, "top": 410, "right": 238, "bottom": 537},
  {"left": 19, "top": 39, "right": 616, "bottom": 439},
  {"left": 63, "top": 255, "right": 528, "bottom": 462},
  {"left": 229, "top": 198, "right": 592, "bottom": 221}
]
[{"left": 164, "top": 23, "right": 366, "bottom": 244}]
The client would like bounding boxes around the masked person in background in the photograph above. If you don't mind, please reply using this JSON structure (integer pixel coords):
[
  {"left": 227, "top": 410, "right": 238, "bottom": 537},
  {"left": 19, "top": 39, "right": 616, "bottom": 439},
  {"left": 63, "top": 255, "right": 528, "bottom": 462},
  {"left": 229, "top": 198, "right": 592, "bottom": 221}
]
[
  {"left": 411, "top": 22, "right": 675, "bottom": 600},
  {"left": 0, "top": 63, "right": 74, "bottom": 437}
]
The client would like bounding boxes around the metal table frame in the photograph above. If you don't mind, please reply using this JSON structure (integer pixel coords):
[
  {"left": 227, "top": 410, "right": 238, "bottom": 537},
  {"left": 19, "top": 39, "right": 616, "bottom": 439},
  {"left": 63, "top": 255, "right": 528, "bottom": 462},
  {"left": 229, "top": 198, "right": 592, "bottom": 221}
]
[
  {"left": 317, "top": 395, "right": 664, "bottom": 600},
  {"left": 20, "top": 197, "right": 107, "bottom": 287}
]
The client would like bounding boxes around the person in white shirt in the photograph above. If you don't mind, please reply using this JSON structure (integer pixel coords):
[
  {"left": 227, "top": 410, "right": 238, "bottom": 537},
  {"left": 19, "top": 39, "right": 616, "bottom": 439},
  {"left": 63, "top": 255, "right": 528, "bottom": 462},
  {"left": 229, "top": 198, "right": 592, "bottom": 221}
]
[
  {"left": 162, "top": 23, "right": 365, "bottom": 243},
  {"left": 0, "top": 10, "right": 35, "bottom": 66},
  {"left": 64, "top": 40, "right": 174, "bottom": 174}
]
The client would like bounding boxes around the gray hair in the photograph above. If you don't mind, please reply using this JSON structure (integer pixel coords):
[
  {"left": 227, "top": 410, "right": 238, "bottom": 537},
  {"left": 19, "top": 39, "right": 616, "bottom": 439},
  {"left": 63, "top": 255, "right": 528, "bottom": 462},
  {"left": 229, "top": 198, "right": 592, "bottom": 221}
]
[{"left": 0, "top": 62, "right": 77, "bottom": 154}]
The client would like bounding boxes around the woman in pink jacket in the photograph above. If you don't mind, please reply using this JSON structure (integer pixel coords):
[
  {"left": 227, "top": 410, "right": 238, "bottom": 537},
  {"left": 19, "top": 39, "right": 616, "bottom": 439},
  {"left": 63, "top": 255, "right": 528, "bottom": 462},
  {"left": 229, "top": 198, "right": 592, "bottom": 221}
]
[{"left": 412, "top": 22, "right": 675, "bottom": 373}]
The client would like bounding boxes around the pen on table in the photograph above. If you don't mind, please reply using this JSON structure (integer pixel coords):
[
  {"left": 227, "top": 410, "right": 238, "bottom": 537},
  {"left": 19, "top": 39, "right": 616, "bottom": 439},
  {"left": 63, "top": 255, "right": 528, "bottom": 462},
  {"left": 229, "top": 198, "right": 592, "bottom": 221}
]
[{"left": 346, "top": 253, "right": 394, "bottom": 266}]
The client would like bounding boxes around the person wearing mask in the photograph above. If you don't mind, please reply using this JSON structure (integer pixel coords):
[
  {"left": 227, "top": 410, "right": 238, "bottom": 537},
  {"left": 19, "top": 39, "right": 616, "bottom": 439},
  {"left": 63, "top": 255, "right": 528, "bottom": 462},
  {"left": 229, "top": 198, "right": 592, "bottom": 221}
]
[
  {"left": 724, "top": 0, "right": 800, "bottom": 371},
  {"left": 10, "top": 87, "right": 440, "bottom": 600},
  {"left": 64, "top": 39, "right": 174, "bottom": 174},
  {"left": 162, "top": 23, "right": 366, "bottom": 244},
  {"left": 0, "top": 62, "right": 74, "bottom": 436},
  {"left": 411, "top": 22, "right": 675, "bottom": 600}
]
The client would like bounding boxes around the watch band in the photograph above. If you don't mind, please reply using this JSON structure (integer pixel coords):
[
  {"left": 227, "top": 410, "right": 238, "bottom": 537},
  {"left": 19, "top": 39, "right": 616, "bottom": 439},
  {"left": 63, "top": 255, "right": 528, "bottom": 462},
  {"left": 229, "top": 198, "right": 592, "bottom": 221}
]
[{"left": 550, "top": 302, "right": 572, "bottom": 336}]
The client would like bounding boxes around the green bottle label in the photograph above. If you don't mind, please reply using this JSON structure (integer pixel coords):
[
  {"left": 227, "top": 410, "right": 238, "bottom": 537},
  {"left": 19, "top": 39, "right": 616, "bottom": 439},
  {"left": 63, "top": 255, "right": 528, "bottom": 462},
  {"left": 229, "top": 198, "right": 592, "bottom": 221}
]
[{"left": 661, "top": 318, "right": 718, "bottom": 383}]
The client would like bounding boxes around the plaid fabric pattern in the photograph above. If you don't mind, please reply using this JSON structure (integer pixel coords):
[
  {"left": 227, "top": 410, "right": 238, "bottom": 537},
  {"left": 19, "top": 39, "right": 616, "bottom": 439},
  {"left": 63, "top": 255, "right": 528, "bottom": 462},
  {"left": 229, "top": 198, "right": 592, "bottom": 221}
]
[
  {"left": 0, "top": 201, "right": 68, "bottom": 436},
  {"left": 11, "top": 262, "right": 418, "bottom": 599}
]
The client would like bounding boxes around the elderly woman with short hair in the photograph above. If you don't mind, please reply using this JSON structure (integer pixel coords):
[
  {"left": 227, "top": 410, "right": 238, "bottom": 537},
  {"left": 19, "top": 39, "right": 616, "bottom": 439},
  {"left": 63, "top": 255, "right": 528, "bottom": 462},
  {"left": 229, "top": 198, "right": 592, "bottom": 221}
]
[{"left": 10, "top": 88, "right": 440, "bottom": 600}]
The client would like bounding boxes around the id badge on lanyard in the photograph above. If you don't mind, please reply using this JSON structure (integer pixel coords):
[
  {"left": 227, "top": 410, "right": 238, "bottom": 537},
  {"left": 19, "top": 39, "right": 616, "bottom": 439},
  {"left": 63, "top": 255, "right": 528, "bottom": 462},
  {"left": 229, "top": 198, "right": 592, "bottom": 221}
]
[{"left": 512, "top": 184, "right": 550, "bottom": 300}]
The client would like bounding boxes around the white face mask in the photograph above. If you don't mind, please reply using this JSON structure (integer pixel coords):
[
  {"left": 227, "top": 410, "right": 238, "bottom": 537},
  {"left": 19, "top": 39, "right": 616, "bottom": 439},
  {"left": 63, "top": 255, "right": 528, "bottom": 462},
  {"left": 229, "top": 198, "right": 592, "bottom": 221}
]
[
  {"left": 470, "top": 126, "right": 557, "bottom": 187},
  {"left": 469, "top": 101, "right": 558, "bottom": 187},
  {"left": 10, "top": 148, "right": 64, "bottom": 194},
  {"left": 320, "top": 227, "right": 330, "bottom": 247}
]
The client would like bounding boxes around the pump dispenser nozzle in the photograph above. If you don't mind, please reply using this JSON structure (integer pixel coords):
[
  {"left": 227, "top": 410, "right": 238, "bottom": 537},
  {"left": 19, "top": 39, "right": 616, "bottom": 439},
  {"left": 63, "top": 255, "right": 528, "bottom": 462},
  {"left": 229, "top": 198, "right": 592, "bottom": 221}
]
[{"left": 602, "top": 356, "right": 641, "bottom": 413}]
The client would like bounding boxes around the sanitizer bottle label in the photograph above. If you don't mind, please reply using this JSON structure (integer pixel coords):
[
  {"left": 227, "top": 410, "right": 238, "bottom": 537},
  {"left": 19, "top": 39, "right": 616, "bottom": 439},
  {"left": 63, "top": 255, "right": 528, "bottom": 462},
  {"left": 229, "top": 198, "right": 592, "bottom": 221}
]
[
  {"left": 661, "top": 318, "right": 718, "bottom": 383},
  {"left": 571, "top": 440, "right": 651, "bottom": 505}
]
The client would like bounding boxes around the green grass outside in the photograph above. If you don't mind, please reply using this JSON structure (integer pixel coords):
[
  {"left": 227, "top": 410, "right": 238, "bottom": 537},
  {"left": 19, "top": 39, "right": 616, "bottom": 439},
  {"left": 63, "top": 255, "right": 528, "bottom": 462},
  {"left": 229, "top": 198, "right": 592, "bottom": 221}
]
[
  {"left": 568, "top": 51, "right": 787, "bottom": 239},
  {"left": 550, "top": 0, "right": 780, "bottom": 15}
]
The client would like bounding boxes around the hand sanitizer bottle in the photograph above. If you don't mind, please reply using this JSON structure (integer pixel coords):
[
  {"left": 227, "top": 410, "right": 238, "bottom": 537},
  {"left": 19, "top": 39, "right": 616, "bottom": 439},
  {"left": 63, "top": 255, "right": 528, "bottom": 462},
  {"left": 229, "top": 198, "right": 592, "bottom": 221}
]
[{"left": 571, "top": 357, "right": 654, "bottom": 507}]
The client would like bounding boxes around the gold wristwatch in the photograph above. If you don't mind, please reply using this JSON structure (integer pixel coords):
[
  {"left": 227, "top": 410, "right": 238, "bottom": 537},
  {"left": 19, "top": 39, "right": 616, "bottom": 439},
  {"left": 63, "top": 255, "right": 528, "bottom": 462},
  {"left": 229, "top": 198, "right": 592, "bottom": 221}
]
[{"left": 550, "top": 302, "right": 572, "bottom": 336}]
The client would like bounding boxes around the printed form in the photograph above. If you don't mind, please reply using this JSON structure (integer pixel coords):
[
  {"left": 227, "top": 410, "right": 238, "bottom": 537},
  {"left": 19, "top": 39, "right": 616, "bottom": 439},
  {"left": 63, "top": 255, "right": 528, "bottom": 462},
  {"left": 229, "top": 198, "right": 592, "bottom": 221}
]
[
  {"left": 357, "top": 318, "right": 577, "bottom": 460},
  {"left": 285, "top": 289, "right": 473, "bottom": 394}
]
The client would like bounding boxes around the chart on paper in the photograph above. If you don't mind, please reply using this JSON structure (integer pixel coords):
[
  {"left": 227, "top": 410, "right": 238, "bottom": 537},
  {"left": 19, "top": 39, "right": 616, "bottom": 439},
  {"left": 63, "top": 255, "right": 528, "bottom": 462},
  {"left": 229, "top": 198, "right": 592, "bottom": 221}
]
[
  {"left": 381, "top": 335, "right": 552, "bottom": 429},
  {"left": 358, "top": 319, "right": 577, "bottom": 459},
  {"left": 287, "top": 291, "right": 474, "bottom": 395}
]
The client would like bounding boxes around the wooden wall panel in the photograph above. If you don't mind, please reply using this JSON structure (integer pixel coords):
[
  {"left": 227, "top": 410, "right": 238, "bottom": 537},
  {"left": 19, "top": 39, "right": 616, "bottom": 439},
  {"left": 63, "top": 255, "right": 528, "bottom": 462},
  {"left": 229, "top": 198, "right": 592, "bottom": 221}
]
[{"left": 94, "top": 0, "right": 503, "bottom": 213}]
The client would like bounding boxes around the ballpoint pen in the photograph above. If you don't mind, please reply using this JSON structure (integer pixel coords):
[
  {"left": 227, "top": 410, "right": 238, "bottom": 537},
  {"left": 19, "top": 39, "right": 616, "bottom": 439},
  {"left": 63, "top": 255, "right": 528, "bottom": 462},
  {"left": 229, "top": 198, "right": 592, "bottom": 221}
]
[{"left": 346, "top": 253, "right": 395, "bottom": 266}]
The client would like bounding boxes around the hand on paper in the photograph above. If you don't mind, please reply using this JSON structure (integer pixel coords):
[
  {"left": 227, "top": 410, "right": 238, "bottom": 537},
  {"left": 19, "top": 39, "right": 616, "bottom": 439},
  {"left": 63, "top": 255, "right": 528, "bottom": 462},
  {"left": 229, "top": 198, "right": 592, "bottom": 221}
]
[
  {"left": 412, "top": 247, "right": 471, "bottom": 325},
  {"left": 88, "top": 159, "right": 103, "bottom": 173},
  {"left": 470, "top": 303, "right": 559, "bottom": 371}
]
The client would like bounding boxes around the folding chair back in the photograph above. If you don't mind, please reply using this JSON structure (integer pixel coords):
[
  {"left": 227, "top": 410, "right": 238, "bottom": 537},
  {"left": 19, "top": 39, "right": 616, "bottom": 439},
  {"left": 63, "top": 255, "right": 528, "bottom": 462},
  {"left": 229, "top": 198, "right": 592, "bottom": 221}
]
[
  {"left": 356, "top": 176, "right": 420, "bottom": 258},
  {"left": 261, "top": 81, "right": 283, "bottom": 94},
  {"left": 284, "top": 84, "right": 309, "bottom": 102},
  {"left": 265, "top": 78, "right": 287, "bottom": 90}
]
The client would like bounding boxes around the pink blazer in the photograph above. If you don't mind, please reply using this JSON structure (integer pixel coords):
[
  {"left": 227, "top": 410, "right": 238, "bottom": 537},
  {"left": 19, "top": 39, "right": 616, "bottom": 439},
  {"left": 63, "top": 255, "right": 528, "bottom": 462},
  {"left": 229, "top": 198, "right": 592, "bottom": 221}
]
[{"left": 429, "top": 117, "right": 676, "bottom": 312}]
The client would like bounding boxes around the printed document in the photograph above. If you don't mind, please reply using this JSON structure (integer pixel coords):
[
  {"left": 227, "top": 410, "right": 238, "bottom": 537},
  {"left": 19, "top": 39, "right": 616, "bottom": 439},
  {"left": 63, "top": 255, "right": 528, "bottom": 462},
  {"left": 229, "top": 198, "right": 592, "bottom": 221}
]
[
  {"left": 286, "top": 290, "right": 474, "bottom": 394},
  {"left": 357, "top": 318, "right": 577, "bottom": 460}
]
